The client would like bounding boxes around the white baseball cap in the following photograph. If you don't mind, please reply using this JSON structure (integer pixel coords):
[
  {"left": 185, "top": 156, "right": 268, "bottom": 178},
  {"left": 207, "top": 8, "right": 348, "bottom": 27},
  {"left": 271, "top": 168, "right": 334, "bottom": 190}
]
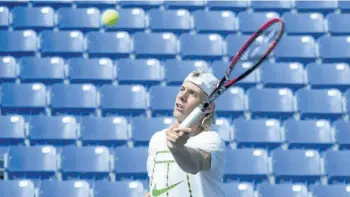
[{"left": 184, "top": 69, "right": 219, "bottom": 95}]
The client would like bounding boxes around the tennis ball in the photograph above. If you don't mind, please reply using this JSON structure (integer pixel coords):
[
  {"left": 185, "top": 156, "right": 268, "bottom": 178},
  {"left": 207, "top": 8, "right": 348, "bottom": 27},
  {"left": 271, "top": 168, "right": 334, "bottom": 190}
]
[{"left": 102, "top": 9, "right": 119, "bottom": 26}]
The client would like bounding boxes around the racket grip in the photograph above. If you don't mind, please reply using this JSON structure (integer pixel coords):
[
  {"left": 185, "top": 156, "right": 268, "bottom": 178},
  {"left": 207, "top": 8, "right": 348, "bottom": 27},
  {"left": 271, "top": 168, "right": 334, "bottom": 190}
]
[{"left": 179, "top": 106, "right": 205, "bottom": 128}]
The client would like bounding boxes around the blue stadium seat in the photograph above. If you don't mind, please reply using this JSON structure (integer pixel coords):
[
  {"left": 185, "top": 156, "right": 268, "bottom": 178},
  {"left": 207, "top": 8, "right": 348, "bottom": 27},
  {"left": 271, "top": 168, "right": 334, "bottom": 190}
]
[
  {"left": 131, "top": 117, "right": 173, "bottom": 146},
  {"left": 274, "top": 36, "right": 317, "bottom": 63},
  {"left": 19, "top": 57, "right": 65, "bottom": 83},
  {"left": 39, "top": 180, "right": 90, "bottom": 197},
  {"left": 100, "top": 85, "right": 148, "bottom": 116},
  {"left": 221, "top": 182, "right": 254, "bottom": 197},
  {"left": 284, "top": 119, "right": 333, "bottom": 150},
  {"left": 0, "top": 30, "right": 37, "bottom": 55},
  {"left": 272, "top": 149, "right": 323, "bottom": 183},
  {"left": 258, "top": 183, "right": 309, "bottom": 197},
  {"left": 207, "top": 0, "right": 249, "bottom": 11},
  {"left": 149, "top": 9, "right": 191, "bottom": 33},
  {"left": 40, "top": 31, "right": 84, "bottom": 56},
  {"left": 283, "top": 12, "right": 325, "bottom": 37},
  {"left": 338, "top": 1, "right": 350, "bottom": 11},
  {"left": 296, "top": 89, "right": 343, "bottom": 120},
  {"left": 164, "top": 0, "right": 206, "bottom": 10},
  {"left": 233, "top": 118, "right": 283, "bottom": 149},
  {"left": 226, "top": 35, "right": 250, "bottom": 57},
  {"left": 237, "top": 11, "right": 280, "bottom": 34},
  {"left": 80, "top": 116, "right": 129, "bottom": 146},
  {"left": 312, "top": 184, "right": 350, "bottom": 197},
  {"left": 212, "top": 118, "right": 233, "bottom": 144},
  {"left": 334, "top": 120, "right": 350, "bottom": 149},
  {"left": 61, "top": 146, "right": 111, "bottom": 180},
  {"left": 180, "top": 33, "right": 224, "bottom": 60},
  {"left": 106, "top": 8, "right": 146, "bottom": 32},
  {"left": 0, "top": 56, "right": 17, "bottom": 82},
  {"left": 116, "top": 59, "right": 163, "bottom": 86},
  {"left": 1, "top": 83, "right": 47, "bottom": 114},
  {"left": 149, "top": 86, "right": 179, "bottom": 116},
  {"left": 306, "top": 63, "right": 350, "bottom": 91},
  {"left": 326, "top": 13, "right": 350, "bottom": 35},
  {"left": 224, "top": 149, "right": 269, "bottom": 182},
  {"left": 134, "top": 32, "right": 177, "bottom": 58},
  {"left": 28, "top": 116, "right": 77, "bottom": 146},
  {"left": 12, "top": 7, "right": 55, "bottom": 30},
  {"left": 318, "top": 36, "right": 350, "bottom": 62},
  {"left": 215, "top": 87, "right": 246, "bottom": 117},
  {"left": 0, "top": 115, "right": 25, "bottom": 145},
  {"left": 0, "top": 146, "right": 9, "bottom": 168},
  {"left": 193, "top": 10, "right": 237, "bottom": 34},
  {"left": 247, "top": 88, "right": 294, "bottom": 119},
  {"left": 0, "top": 180, "right": 35, "bottom": 197},
  {"left": 50, "top": 84, "right": 97, "bottom": 115},
  {"left": 0, "top": 6, "right": 9, "bottom": 28},
  {"left": 346, "top": 90, "right": 350, "bottom": 116},
  {"left": 295, "top": 0, "right": 337, "bottom": 13},
  {"left": 32, "top": 0, "right": 73, "bottom": 7},
  {"left": 75, "top": 0, "right": 117, "bottom": 8},
  {"left": 324, "top": 150, "right": 350, "bottom": 183},
  {"left": 164, "top": 59, "right": 210, "bottom": 85},
  {"left": 57, "top": 8, "right": 100, "bottom": 30},
  {"left": 251, "top": 0, "right": 293, "bottom": 12},
  {"left": 94, "top": 181, "right": 144, "bottom": 197},
  {"left": 260, "top": 62, "right": 305, "bottom": 90},
  {"left": 114, "top": 147, "right": 148, "bottom": 179},
  {"left": 118, "top": 0, "right": 163, "bottom": 9},
  {"left": 68, "top": 58, "right": 115, "bottom": 84},
  {"left": 86, "top": 32, "right": 131, "bottom": 57},
  {"left": 7, "top": 146, "right": 58, "bottom": 179}
]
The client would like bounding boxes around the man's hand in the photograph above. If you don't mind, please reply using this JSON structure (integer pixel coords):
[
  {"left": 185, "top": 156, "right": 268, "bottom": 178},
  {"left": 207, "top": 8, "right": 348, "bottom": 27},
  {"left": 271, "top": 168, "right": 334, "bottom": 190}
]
[
  {"left": 166, "top": 127, "right": 192, "bottom": 149},
  {"left": 144, "top": 192, "right": 150, "bottom": 197}
]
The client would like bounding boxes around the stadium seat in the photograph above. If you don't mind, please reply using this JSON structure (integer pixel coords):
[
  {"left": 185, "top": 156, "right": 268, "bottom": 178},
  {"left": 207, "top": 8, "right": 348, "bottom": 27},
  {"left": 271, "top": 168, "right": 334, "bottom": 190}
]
[
  {"left": 6, "top": 146, "right": 58, "bottom": 179},
  {"left": 50, "top": 84, "right": 97, "bottom": 114},
  {"left": 258, "top": 183, "right": 309, "bottom": 197},
  {"left": 0, "top": 146, "right": 8, "bottom": 168},
  {"left": 19, "top": 57, "right": 65, "bottom": 83},
  {"left": 39, "top": 180, "right": 90, "bottom": 197},
  {"left": 282, "top": 12, "right": 325, "bottom": 37},
  {"left": 193, "top": 10, "right": 237, "bottom": 34},
  {"left": 338, "top": 1, "right": 350, "bottom": 11},
  {"left": 0, "top": 180, "right": 35, "bottom": 197},
  {"left": 40, "top": 31, "right": 84, "bottom": 56},
  {"left": 212, "top": 118, "right": 233, "bottom": 144},
  {"left": 164, "top": 59, "right": 210, "bottom": 85},
  {"left": 283, "top": 119, "right": 333, "bottom": 150},
  {"left": 312, "top": 184, "right": 350, "bottom": 197},
  {"left": 131, "top": 117, "right": 173, "bottom": 146},
  {"left": 226, "top": 35, "right": 250, "bottom": 58},
  {"left": 180, "top": 33, "right": 224, "bottom": 60},
  {"left": 61, "top": 146, "right": 111, "bottom": 180},
  {"left": 68, "top": 58, "right": 115, "bottom": 84},
  {"left": 149, "top": 9, "right": 191, "bottom": 33},
  {"left": 118, "top": 0, "right": 163, "bottom": 9},
  {"left": 224, "top": 149, "right": 269, "bottom": 182},
  {"left": 28, "top": 116, "right": 78, "bottom": 146},
  {"left": 334, "top": 120, "right": 350, "bottom": 149},
  {"left": 251, "top": 0, "right": 293, "bottom": 12},
  {"left": 247, "top": 88, "right": 294, "bottom": 119},
  {"left": 215, "top": 87, "right": 246, "bottom": 117},
  {"left": 260, "top": 62, "right": 306, "bottom": 90},
  {"left": 100, "top": 85, "right": 148, "bottom": 116},
  {"left": 164, "top": 0, "right": 206, "bottom": 10},
  {"left": 0, "top": 56, "right": 17, "bottom": 82},
  {"left": 0, "top": 115, "right": 25, "bottom": 145},
  {"left": 32, "top": 0, "right": 73, "bottom": 7},
  {"left": 237, "top": 11, "right": 280, "bottom": 34},
  {"left": 295, "top": 0, "right": 337, "bottom": 13},
  {"left": 306, "top": 63, "right": 350, "bottom": 91},
  {"left": 1, "top": 83, "right": 47, "bottom": 114},
  {"left": 233, "top": 118, "right": 283, "bottom": 149},
  {"left": 326, "top": 13, "right": 350, "bottom": 35},
  {"left": 324, "top": 150, "right": 350, "bottom": 183},
  {"left": 57, "top": 8, "right": 100, "bottom": 31},
  {"left": 271, "top": 149, "right": 323, "bottom": 183},
  {"left": 75, "top": 0, "right": 117, "bottom": 8},
  {"left": 114, "top": 147, "right": 148, "bottom": 179},
  {"left": 86, "top": 32, "right": 131, "bottom": 57},
  {"left": 274, "top": 36, "right": 317, "bottom": 63},
  {"left": 149, "top": 86, "right": 179, "bottom": 116},
  {"left": 207, "top": 0, "right": 249, "bottom": 11},
  {"left": 134, "top": 32, "right": 177, "bottom": 58},
  {"left": 94, "top": 181, "right": 144, "bottom": 197},
  {"left": 0, "top": 30, "right": 37, "bottom": 55},
  {"left": 80, "top": 116, "right": 129, "bottom": 146},
  {"left": 12, "top": 7, "right": 55, "bottom": 30},
  {"left": 296, "top": 89, "right": 343, "bottom": 120},
  {"left": 105, "top": 8, "right": 146, "bottom": 32},
  {"left": 345, "top": 90, "right": 350, "bottom": 115},
  {"left": 0, "top": 6, "right": 10, "bottom": 28},
  {"left": 318, "top": 36, "right": 350, "bottom": 62},
  {"left": 221, "top": 182, "right": 254, "bottom": 197}
]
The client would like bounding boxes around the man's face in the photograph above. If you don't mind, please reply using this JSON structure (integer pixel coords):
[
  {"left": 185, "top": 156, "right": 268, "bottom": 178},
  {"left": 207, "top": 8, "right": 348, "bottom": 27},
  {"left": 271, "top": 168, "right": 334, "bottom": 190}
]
[{"left": 173, "top": 81, "right": 206, "bottom": 122}]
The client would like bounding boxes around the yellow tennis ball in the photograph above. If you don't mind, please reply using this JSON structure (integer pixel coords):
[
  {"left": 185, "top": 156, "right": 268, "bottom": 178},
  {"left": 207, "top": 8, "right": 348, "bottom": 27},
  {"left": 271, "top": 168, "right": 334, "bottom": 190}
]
[{"left": 102, "top": 9, "right": 119, "bottom": 26}]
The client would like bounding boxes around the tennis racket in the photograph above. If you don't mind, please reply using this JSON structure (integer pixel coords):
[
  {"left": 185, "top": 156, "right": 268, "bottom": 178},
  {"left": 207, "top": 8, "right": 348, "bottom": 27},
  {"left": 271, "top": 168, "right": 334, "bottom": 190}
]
[{"left": 179, "top": 18, "right": 285, "bottom": 128}]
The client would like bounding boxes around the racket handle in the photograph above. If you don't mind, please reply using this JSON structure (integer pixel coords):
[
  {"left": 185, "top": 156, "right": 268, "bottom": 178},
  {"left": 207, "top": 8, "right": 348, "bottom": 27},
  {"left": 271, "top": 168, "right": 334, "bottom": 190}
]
[{"left": 179, "top": 106, "right": 205, "bottom": 128}]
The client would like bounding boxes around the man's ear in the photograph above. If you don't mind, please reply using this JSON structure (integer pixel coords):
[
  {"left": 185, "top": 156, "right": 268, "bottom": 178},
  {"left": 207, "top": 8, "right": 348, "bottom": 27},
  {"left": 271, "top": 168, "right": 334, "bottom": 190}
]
[{"left": 204, "top": 103, "right": 215, "bottom": 114}]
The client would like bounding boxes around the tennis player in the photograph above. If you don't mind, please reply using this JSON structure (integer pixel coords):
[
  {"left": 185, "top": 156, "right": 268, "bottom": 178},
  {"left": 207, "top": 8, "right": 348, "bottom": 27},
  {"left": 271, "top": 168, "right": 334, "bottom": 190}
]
[{"left": 144, "top": 69, "right": 226, "bottom": 197}]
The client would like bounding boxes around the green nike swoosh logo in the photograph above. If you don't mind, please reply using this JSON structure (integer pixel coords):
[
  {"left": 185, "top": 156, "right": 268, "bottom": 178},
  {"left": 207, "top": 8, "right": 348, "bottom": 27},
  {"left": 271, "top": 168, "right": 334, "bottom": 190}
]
[{"left": 152, "top": 181, "right": 184, "bottom": 197}]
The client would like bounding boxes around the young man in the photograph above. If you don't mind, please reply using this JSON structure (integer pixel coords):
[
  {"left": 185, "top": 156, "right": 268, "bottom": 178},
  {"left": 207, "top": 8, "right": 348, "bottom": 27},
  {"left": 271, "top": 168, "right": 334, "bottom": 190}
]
[{"left": 145, "top": 69, "right": 226, "bottom": 197}]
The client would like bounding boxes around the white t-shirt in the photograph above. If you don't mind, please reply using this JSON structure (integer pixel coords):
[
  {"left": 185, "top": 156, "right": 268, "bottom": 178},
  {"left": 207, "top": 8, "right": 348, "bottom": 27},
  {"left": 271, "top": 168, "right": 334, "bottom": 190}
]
[{"left": 146, "top": 129, "right": 226, "bottom": 197}]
